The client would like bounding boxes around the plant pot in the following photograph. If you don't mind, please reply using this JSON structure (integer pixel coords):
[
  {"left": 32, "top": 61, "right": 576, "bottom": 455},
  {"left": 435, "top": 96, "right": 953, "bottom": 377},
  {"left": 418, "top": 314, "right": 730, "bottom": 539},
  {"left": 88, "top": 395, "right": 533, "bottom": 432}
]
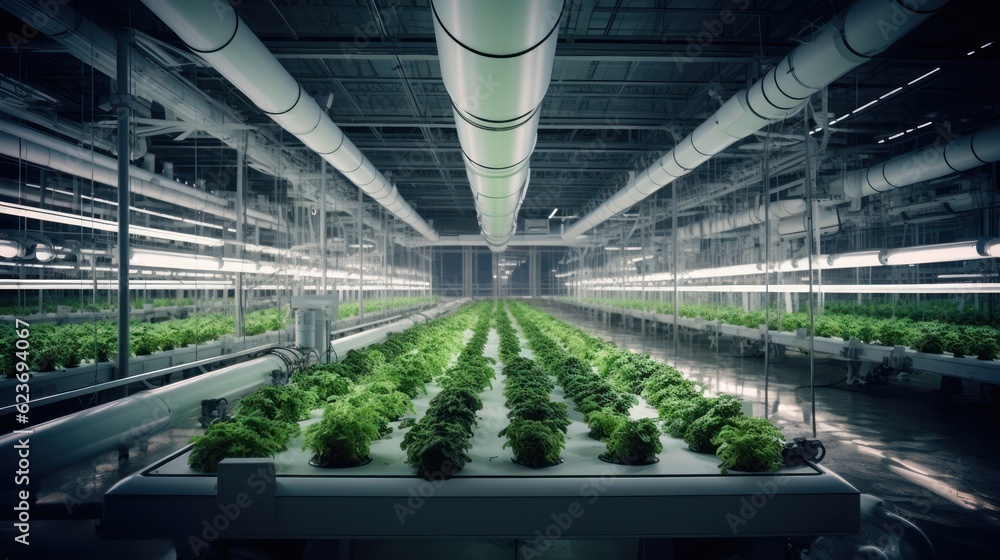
[
  {"left": 598, "top": 453, "right": 659, "bottom": 466},
  {"left": 511, "top": 455, "right": 563, "bottom": 469},
  {"left": 309, "top": 455, "right": 372, "bottom": 469}
]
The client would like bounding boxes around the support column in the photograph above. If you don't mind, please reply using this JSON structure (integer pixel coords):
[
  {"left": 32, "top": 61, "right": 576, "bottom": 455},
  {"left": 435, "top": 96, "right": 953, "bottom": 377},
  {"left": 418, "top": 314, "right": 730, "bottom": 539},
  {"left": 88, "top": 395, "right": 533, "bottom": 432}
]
[
  {"left": 115, "top": 29, "right": 131, "bottom": 387},
  {"left": 357, "top": 188, "right": 364, "bottom": 322},
  {"left": 492, "top": 252, "right": 500, "bottom": 300},
  {"left": 462, "top": 246, "right": 473, "bottom": 298},
  {"left": 529, "top": 246, "right": 540, "bottom": 298},
  {"left": 234, "top": 134, "right": 246, "bottom": 337},
  {"left": 321, "top": 162, "right": 327, "bottom": 293}
]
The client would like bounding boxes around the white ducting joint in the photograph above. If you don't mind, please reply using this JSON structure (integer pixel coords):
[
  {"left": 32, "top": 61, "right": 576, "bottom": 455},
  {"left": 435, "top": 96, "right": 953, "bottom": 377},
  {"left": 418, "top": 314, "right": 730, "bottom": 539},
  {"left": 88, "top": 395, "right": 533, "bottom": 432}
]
[
  {"left": 563, "top": 0, "right": 949, "bottom": 240},
  {"left": 140, "top": 0, "right": 438, "bottom": 242},
  {"left": 777, "top": 208, "right": 842, "bottom": 240},
  {"left": 678, "top": 197, "right": 806, "bottom": 241},
  {"left": 836, "top": 122, "right": 1000, "bottom": 199},
  {"left": 432, "top": 0, "right": 563, "bottom": 252}
]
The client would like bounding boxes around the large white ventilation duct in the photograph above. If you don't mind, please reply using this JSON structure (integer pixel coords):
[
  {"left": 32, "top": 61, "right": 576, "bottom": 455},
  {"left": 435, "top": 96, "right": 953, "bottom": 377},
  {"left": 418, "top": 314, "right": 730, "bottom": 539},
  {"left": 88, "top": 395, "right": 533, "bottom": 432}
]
[
  {"left": 563, "top": 0, "right": 949, "bottom": 240},
  {"left": 677, "top": 198, "right": 805, "bottom": 241},
  {"left": 836, "top": 122, "right": 1000, "bottom": 199},
  {"left": 140, "top": 0, "right": 438, "bottom": 242},
  {"left": 431, "top": 0, "right": 563, "bottom": 252},
  {"left": 777, "top": 208, "right": 842, "bottom": 240}
]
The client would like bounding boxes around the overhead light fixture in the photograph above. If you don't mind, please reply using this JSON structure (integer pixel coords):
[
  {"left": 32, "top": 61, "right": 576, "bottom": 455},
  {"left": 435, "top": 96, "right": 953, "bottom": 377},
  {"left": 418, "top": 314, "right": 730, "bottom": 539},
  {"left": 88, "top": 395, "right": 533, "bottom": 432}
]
[
  {"left": 548, "top": 208, "right": 558, "bottom": 220},
  {"left": 219, "top": 258, "right": 260, "bottom": 272},
  {"left": 852, "top": 99, "right": 879, "bottom": 114},
  {"left": 0, "top": 201, "right": 224, "bottom": 247},
  {"left": 938, "top": 273, "right": 998, "bottom": 279},
  {"left": 879, "top": 87, "right": 903, "bottom": 100},
  {"left": 605, "top": 246, "right": 642, "bottom": 251},
  {"left": 907, "top": 68, "right": 940, "bottom": 86},
  {"left": 879, "top": 241, "right": 982, "bottom": 265},
  {"left": 827, "top": 250, "right": 882, "bottom": 268},
  {"left": 127, "top": 247, "right": 223, "bottom": 271}
]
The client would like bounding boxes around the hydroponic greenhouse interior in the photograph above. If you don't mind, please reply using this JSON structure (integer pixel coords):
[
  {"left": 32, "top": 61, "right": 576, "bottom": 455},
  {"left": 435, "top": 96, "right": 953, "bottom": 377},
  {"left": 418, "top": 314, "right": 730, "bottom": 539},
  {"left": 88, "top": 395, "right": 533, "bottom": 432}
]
[{"left": 0, "top": 1, "right": 998, "bottom": 559}]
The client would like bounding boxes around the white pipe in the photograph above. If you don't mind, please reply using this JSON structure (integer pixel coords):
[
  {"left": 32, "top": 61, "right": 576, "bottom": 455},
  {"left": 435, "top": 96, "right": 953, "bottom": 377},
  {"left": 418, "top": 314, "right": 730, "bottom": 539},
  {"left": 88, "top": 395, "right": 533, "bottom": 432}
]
[
  {"left": 0, "top": 0, "right": 308, "bottom": 185},
  {"left": 777, "top": 208, "right": 842, "bottom": 240},
  {"left": 0, "top": 301, "right": 463, "bottom": 481},
  {"left": 140, "top": 0, "right": 438, "bottom": 243},
  {"left": 0, "top": 129, "right": 278, "bottom": 230},
  {"left": 836, "top": 122, "right": 1000, "bottom": 199},
  {"left": 0, "top": 354, "right": 289, "bottom": 481},
  {"left": 431, "top": 0, "right": 563, "bottom": 251},
  {"left": 677, "top": 198, "right": 805, "bottom": 241},
  {"left": 563, "top": 0, "right": 948, "bottom": 240}
]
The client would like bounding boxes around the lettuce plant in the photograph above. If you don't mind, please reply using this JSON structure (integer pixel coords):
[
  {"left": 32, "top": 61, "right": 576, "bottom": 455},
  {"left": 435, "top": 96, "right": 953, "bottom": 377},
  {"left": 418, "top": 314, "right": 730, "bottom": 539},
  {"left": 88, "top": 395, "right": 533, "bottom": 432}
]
[
  {"left": 304, "top": 404, "right": 382, "bottom": 467},
  {"left": 500, "top": 418, "right": 565, "bottom": 468},
  {"left": 713, "top": 417, "right": 786, "bottom": 473},
  {"left": 604, "top": 418, "right": 662, "bottom": 465},
  {"left": 585, "top": 408, "right": 627, "bottom": 441}
]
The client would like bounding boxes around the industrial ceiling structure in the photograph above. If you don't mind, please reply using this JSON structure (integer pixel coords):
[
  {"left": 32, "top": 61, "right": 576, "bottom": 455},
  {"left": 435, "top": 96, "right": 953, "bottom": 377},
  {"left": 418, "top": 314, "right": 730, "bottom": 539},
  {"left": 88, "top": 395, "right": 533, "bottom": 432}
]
[{"left": 0, "top": 0, "right": 998, "bottom": 292}]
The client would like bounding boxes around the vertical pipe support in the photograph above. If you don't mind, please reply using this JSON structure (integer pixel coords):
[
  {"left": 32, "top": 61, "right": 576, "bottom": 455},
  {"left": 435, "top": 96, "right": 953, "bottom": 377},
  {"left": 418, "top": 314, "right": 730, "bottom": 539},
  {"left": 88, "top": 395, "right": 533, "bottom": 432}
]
[{"left": 115, "top": 28, "right": 132, "bottom": 388}]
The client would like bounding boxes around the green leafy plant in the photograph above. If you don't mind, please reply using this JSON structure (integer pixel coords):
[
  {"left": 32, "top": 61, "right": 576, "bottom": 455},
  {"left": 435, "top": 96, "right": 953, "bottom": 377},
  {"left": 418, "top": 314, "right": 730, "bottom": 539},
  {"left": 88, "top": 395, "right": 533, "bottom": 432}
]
[
  {"left": 293, "top": 371, "right": 352, "bottom": 402},
  {"left": 683, "top": 395, "right": 745, "bottom": 453},
  {"left": 188, "top": 418, "right": 289, "bottom": 473},
  {"left": 304, "top": 404, "right": 382, "bottom": 467},
  {"left": 400, "top": 420, "right": 473, "bottom": 479},
  {"left": 506, "top": 399, "right": 571, "bottom": 434},
  {"left": 604, "top": 418, "right": 662, "bottom": 465},
  {"left": 235, "top": 384, "right": 314, "bottom": 426},
  {"left": 660, "top": 391, "right": 712, "bottom": 438},
  {"left": 713, "top": 417, "right": 786, "bottom": 473},
  {"left": 585, "top": 408, "right": 627, "bottom": 440},
  {"left": 499, "top": 418, "right": 565, "bottom": 468}
]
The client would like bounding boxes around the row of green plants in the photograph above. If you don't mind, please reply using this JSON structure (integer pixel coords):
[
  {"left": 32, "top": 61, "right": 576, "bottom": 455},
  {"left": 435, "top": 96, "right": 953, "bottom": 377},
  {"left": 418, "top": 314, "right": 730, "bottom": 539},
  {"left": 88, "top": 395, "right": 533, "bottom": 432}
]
[
  {"left": 509, "top": 302, "right": 660, "bottom": 466},
  {"left": 401, "top": 302, "right": 496, "bottom": 479},
  {"left": 0, "top": 307, "right": 288, "bottom": 376},
  {"left": 188, "top": 303, "right": 477, "bottom": 472},
  {"left": 0, "top": 296, "right": 201, "bottom": 316},
  {"left": 337, "top": 296, "right": 439, "bottom": 320},
  {"left": 514, "top": 301, "right": 786, "bottom": 472},
  {"left": 1, "top": 296, "right": 441, "bottom": 376},
  {"left": 0, "top": 294, "right": 438, "bottom": 318},
  {"left": 568, "top": 297, "right": 1000, "bottom": 360},
  {"left": 495, "top": 305, "right": 568, "bottom": 468}
]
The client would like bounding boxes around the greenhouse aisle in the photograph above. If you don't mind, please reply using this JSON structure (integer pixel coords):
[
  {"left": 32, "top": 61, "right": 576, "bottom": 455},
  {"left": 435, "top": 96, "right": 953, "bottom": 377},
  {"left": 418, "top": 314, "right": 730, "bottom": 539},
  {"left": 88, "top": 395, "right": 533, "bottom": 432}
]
[{"left": 539, "top": 302, "right": 1000, "bottom": 560}]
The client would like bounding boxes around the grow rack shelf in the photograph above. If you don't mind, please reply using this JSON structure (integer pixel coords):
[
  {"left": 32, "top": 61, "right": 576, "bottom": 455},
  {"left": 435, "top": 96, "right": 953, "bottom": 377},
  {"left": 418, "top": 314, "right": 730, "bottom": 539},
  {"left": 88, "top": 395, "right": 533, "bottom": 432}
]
[{"left": 103, "top": 411, "right": 859, "bottom": 539}]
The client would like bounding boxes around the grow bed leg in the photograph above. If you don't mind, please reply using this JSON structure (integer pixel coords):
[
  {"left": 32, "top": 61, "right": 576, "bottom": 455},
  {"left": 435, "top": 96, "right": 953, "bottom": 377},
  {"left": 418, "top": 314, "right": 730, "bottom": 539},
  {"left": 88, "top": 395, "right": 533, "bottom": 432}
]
[
  {"left": 938, "top": 376, "right": 963, "bottom": 395},
  {"left": 638, "top": 537, "right": 674, "bottom": 559}
]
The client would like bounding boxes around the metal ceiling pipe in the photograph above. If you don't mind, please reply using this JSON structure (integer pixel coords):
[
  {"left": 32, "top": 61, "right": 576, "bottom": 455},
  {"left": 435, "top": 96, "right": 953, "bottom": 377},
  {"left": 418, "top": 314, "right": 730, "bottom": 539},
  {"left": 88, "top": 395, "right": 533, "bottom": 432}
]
[
  {"left": 140, "top": 0, "right": 439, "bottom": 243},
  {"left": 0, "top": 0, "right": 311, "bottom": 185},
  {"left": 563, "top": 0, "right": 949, "bottom": 240},
  {"left": 677, "top": 198, "right": 805, "bottom": 241},
  {"left": 0, "top": 130, "right": 277, "bottom": 230},
  {"left": 431, "top": 0, "right": 563, "bottom": 252},
  {"left": 836, "top": 122, "right": 1000, "bottom": 199},
  {"left": 777, "top": 208, "right": 842, "bottom": 240}
]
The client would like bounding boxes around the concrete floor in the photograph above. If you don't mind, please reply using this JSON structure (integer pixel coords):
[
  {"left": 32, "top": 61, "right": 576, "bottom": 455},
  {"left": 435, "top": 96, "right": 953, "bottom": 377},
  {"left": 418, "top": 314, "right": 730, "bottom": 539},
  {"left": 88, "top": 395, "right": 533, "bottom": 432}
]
[{"left": 540, "top": 303, "right": 1000, "bottom": 560}]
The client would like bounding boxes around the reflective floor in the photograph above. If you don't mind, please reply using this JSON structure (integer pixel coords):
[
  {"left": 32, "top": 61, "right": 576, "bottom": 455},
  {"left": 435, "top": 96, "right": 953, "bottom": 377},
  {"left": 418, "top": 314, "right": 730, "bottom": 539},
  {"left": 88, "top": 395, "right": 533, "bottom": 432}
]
[{"left": 540, "top": 303, "right": 1000, "bottom": 560}]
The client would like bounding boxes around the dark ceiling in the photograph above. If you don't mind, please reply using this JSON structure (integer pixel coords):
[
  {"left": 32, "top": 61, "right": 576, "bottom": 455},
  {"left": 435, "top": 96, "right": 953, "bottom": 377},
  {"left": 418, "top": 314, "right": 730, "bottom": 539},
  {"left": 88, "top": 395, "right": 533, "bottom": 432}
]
[{"left": 1, "top": 0, "right": 998, "bottom": 239}]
